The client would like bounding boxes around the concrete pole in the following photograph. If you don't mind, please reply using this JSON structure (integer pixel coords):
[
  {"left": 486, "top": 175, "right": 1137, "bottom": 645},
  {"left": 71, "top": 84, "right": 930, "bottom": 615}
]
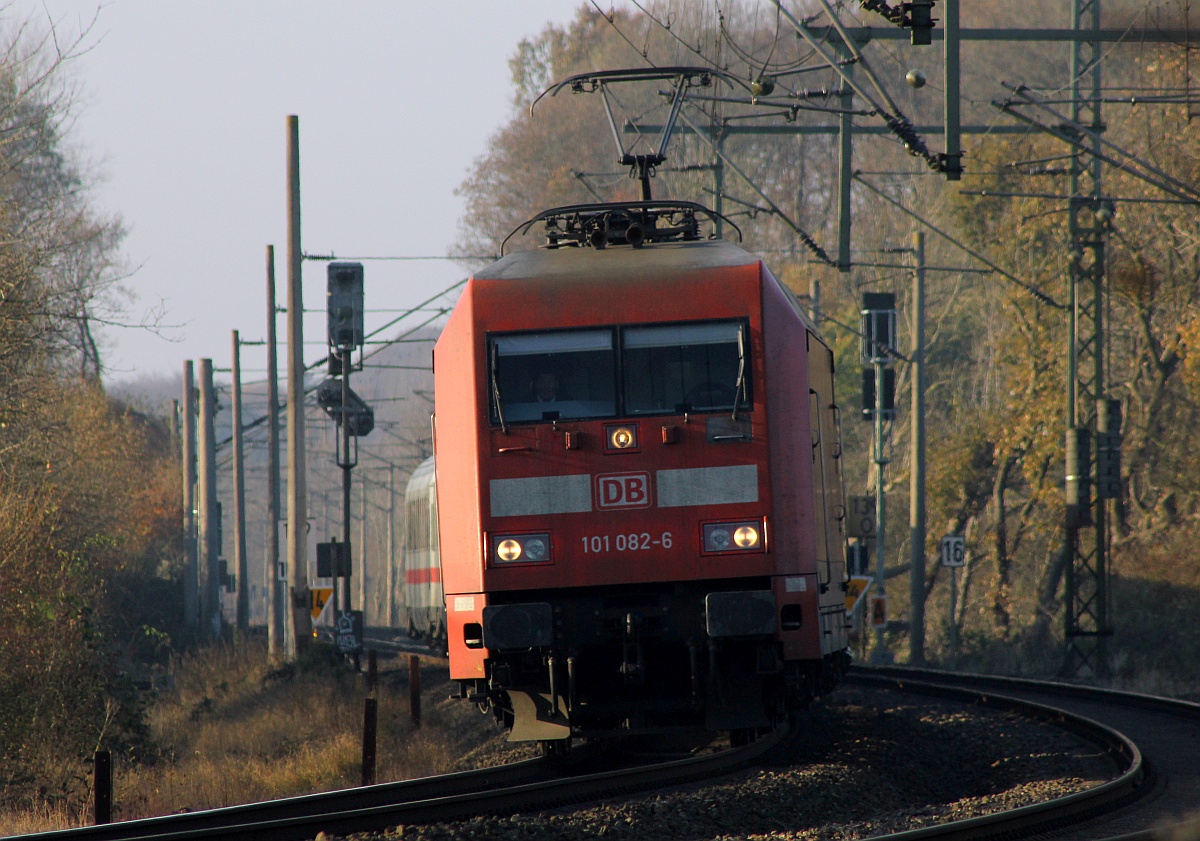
[
  {"left": 387, "top": 464, "right": 396, "bottom": 627},
  {"left": 341, "top": 347, "right": 354, "bottom": 618},
  {"left": 328, "top": 490, "right": 339, "bottom": 619},
  {"left": 359, "top": 472, "right": 368, "bottom": 621},
  {"left": 197, "top": 358, "right": 221, "bottom": 639},
  {"left": 232, "top": 330, "right": 250, "bottom": 632},
  {"left": 949, "top": 566, "right": 959, "bottom": 667},
  {"left": 836, "top": 41, "right": 854, "bottom": 272},
  {"left": 286, "top": 115, "right": 311, "bottom": 657},
  {"left": 266, "top": 244, "right": 284, "bottom": 658},
  {"left": 181, "top": 362, "right": 198, "bottom": 627},
  {"left": 871, "top": 355, "right": 889, "bottom": 663},
  {"left": 908, "top": 232, "right": 927, "bottom": 665},
  {"left": 169, "top": 399, "right": 180, "bottom": 455},
  {"left": 942, "top": 0, "right": 962, "bottom": 180}
]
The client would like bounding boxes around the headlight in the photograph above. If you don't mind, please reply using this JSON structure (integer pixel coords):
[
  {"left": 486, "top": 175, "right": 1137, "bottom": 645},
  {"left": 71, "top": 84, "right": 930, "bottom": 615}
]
[
  {"left": 491, "top": 533, "right": 552, "bottom": 565},
  {"left": 703, "top": 520, "right": 766, "bottom": 554},
  {"left": 708, "top": 528, "right": 731, "bottom": 550},
  {"left": 733, "top": 526, "right": 760, "bottom": 548},
  {"left": 606, "top": 423, "right": 639, "bottom": 450}
]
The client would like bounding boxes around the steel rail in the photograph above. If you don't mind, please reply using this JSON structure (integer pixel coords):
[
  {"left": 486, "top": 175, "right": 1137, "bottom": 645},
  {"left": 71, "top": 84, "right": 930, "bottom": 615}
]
[
  {"left": 857, "top": 664, "right": 1200, "bottom": 720},
  {"left": 23, "top": 757, "right": 552, "bottom": 841},
  {"left": 25, "top": 725, "right": 784, "bottom": 841},
  {"left": 847, "top": 668, "right": 1150, "bottom": 841}
]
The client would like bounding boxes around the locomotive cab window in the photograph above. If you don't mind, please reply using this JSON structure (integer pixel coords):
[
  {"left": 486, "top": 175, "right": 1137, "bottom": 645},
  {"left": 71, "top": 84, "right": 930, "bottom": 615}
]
[
  {"left": 490, "top": 330, "right": 617, "bottom": 423},
  {"left": 622, "top": 320, "right": 750, "bottom": 415}
]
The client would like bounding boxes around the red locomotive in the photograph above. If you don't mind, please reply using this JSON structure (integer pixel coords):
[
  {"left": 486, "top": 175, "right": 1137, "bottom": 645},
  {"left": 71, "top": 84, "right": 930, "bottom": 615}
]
[{"left": 432, "top": 201, "right": 849, "bottom": 744}]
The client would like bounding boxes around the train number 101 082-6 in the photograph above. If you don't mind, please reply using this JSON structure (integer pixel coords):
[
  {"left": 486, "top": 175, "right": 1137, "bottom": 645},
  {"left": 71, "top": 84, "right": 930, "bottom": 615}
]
[{"left": 581, "top": 532, "right": 673, "bottom": 553}]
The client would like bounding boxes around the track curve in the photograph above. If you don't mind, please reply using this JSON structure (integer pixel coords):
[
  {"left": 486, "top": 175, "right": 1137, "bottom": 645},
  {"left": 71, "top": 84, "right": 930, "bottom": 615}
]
[
  {"left": 855, "top": 666, "right": 1200, "bottom": 840},
  {"left": 23, "top": 668, "right": 1186, "bottom": 841},
  {"left": 21, "top": 726, "right": 783, "bottom": 841}
]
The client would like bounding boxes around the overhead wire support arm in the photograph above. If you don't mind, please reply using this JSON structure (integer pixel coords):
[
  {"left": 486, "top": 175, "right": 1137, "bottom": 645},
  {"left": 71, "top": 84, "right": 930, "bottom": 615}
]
[
  {"left": 678, "top": 107, "right": 833, "bottom": 266},
  {"left": 815, "top": 0, "right": 903, "bottom": 116},
  {"left": 995, "top": 84, "right": 1200, "bottom": 204},
  {"left": 854, "top": 173, "right": 1065, "bottom": 308},
  {"left": 859, "top": 0, "right": 906, "bottom": 25},
  {"left": 682, "top": 91, "right": 872, "bottom": 119},
  {"left": 769, "top": 0, "right": 951, "bottom": 174},
  {"left": 571, "top": 169, "right": 606, "bottom": 202},
  {"left": 994, "top": 104, "right": 1200, "bottom": 206}
]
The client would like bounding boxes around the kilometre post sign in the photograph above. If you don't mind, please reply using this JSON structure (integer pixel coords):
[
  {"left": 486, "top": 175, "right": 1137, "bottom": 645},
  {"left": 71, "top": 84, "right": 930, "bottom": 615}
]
[
  {"left": 940, "top": 536, "right": 965, "bottom": 567},
  {"left": 847, "top": 495, "right": 876, "bottom": 539}
]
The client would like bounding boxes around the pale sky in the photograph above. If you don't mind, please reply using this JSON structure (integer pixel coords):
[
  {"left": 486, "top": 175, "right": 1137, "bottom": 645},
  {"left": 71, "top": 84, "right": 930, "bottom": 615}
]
[{"left": 9, "top": 2, "right": 582, "bottom": 384}]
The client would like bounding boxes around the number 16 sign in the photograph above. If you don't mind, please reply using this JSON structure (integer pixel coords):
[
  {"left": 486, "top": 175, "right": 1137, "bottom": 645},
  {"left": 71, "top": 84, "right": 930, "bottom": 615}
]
[{"left": 940, "top": 535, "right": 965, "bottom": 567}]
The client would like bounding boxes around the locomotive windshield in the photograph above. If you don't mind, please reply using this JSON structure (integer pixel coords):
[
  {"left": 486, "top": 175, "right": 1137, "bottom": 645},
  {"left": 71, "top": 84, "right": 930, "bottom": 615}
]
[
  {"left": 622, "top": 321, "right": 746, "bottom": 415},
  {"left": 488, "top": 319, "right": 749, "bottom": 425},
  {"left": 491, "top": 330, "right": 618, "bottom": 422}
]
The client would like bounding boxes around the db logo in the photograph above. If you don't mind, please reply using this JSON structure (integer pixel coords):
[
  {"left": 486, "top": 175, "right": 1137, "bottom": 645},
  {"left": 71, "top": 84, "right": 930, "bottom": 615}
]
[{"left": 595, "top": 472, "right": 652, "bottom": 510}]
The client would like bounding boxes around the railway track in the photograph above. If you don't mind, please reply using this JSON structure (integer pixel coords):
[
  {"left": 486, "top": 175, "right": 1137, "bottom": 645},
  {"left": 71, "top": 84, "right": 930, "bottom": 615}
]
[
  {"left": 24, "top": 724, "right": 783, "bottom": 841},
  {"left": 853, "top": 666, "right": 1200, "bottom": 840},
  {"left": 24, "top": 668, "right": 1193, "bottom": 841}
]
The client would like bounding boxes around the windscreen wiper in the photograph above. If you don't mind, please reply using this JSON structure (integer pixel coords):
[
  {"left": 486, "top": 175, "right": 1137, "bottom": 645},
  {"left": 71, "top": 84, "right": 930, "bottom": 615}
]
[
  {"left": 490, "top": 342, "right": 508, "bottom": 434},
  {"left": 732, "top": 324, "right": 747, "bottom": 421}
]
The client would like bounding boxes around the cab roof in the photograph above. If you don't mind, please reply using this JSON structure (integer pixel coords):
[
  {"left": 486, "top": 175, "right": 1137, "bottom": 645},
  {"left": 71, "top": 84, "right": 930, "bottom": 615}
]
[{"left": 473, "top": 239, "right": 761, "bottom": 284}]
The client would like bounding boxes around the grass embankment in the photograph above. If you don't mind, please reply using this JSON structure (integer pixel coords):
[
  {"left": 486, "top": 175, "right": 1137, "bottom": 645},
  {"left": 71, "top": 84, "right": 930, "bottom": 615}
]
[{"left": 0, "top": 641, "right": 511, "bottom": 835}]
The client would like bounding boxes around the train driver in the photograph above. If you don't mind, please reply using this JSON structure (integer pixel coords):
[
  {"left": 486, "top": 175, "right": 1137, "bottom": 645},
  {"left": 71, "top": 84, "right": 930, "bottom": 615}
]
[{"left": 532, "top": 371, "right": 559, "bottom": 403}]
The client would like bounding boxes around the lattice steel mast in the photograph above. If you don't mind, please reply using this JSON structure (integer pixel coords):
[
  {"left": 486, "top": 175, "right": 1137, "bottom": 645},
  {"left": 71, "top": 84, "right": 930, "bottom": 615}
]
[{"left": 1063, "top": 0, "right": 1117, "bottom": 679}]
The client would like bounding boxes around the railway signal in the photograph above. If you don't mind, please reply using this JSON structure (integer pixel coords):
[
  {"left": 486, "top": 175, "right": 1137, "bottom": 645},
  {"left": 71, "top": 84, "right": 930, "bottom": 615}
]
[
  {"left": 327, "top": 262, "right": 364, "bottom": 375},
  {"left": 861, "top": 292, "right": 897, "bottom": 664},
  {"left": 325, "top": 261, "right": 371, "bottom": 647}
]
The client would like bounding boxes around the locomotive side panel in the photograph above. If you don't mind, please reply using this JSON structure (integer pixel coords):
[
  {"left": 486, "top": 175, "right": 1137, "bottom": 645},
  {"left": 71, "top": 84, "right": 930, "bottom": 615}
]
[
  {"left": 433, "top": 288, "right": 490, "bottom": 680},
  {"left": 806, "top": 333, "right": 850, "bottom": 655},
  {"left": 760, "top": 268, "right": 823, "bottom": 660}
]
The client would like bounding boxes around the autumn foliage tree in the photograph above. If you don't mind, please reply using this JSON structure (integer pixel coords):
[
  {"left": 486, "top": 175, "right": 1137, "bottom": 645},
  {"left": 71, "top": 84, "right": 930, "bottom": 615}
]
[
  {"left": 457, "top": 1, "right": 1200, "bottom": 686},
  {"left": 0, "top": 22, "right": 181, "bottom": 813}
]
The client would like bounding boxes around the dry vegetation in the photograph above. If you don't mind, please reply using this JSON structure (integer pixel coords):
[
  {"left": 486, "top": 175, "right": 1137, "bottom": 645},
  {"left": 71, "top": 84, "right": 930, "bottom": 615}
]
[
  {"left": 456, "top": 0, "right": 1200, "bottom": 684},
  {"left": 0, "top": 641, "right": 515, "bottom": 835},
  {"left": 5, "top": 0, "right": 1200, "bottom": 833}
]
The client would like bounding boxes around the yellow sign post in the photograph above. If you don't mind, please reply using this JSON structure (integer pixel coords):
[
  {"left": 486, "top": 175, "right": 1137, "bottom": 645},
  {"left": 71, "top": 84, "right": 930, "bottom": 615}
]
[
  {"left": 845, "top": 575, "right": 873, "bottom": 616},
  {"left": 310, "top": 587, "right": 333, "bottom": 621}
]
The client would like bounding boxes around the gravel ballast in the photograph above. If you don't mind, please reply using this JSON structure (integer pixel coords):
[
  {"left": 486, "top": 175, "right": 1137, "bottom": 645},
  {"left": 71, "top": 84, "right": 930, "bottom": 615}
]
[{"left": 339, "top": 685, "right": 1112, "bottom": 841}]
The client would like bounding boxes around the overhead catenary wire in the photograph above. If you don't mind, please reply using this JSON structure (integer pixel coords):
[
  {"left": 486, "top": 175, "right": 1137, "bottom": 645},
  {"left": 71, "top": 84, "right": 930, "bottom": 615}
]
[
  {"left": 677, "top": 105, "right": 834, "bottom": 265},
  {"left": 768, "top": 0, "right": 948, "bottom": 173},
  {"left": 995, "top": 83, "right": 1200, "bottom": 204},
  {"left": 591, "top": 0, "right": 659, "bottom": 67},
  {"left": 214, "top": 277, "right": 461, "bottom": 452},
  {"left": 854, "top": 173, "right": 1065, "bottom": 309},
  {"left": 812, "top": 0, "right": 901, "bottom": 116}
]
